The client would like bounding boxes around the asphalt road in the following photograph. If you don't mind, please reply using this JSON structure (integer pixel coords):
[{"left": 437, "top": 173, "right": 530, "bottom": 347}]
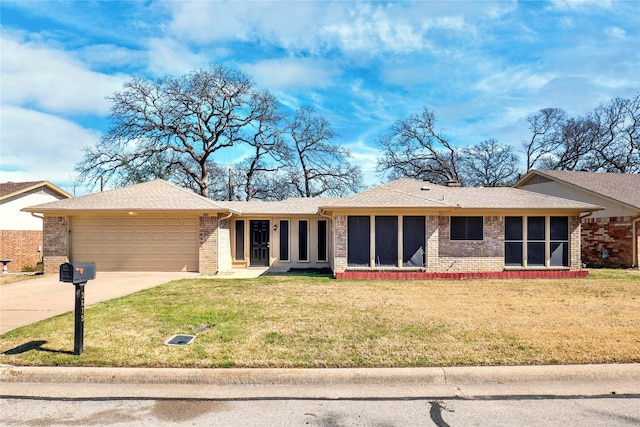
[{"left": 1, "top": 395, "right": 639, "bottom": 426}]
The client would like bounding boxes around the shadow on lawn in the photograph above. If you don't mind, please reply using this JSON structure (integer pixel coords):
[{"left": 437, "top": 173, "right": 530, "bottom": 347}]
[{"left": 3, "top": 340, "right": 74, "bottom": 356}]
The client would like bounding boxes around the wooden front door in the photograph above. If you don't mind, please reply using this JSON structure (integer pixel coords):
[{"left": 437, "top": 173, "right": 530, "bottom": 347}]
[{"left": 250, "top": 220, "right": 270, "bottom": 266}]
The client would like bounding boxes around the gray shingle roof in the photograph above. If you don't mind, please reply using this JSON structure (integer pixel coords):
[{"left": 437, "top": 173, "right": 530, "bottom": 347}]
[
  {"left": 519, "top": 170, "right": 640, "bottom": 210},
  {"left": 322, "top": 178, "right": 602, "bottom": 211},
  {"left": 217, "top": 197, "right": 341, "bottom": 215},
  {"left": 22, "top": 180, "right": 226, "bottom": 212}
]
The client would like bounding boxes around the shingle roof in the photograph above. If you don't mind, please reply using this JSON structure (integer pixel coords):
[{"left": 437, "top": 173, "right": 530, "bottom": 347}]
[
  {"left": 0, "top": 181, "right": 71, "bottom": 200},
  {"left": 518, "top": 170, "right": 640, "bottom": 210},
  {"left": 217, "top": 197, "right": 341, "bottom": 215},
  {"left": 322, "top": 178, "right": 601, "bottom": 211},
  {"left": 22, "top": 180, "right": 226, "bottom": 212}
]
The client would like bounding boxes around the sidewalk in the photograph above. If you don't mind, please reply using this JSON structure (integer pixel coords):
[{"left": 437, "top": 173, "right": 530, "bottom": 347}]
[{"left": 2, "top": 364, "right": 639, "bottom": 399}]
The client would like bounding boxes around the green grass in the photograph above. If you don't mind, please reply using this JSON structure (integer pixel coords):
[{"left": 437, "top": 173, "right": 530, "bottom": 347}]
[{"left": 1, "top": 269, "right": 639, "bottom": 368}]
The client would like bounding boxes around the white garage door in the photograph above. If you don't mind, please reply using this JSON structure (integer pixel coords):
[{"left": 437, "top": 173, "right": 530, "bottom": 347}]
[{"left": 71, "top": 216, "right": 199, "bottom": 271}]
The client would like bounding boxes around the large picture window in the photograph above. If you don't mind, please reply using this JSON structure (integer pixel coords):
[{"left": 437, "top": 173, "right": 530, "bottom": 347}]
[
  {"left": 504, "top": 216, "right": 569, "bottom": 268},
  {"left": 403, "top": 216, "right": 425, "bottom": 267},
  {"left": 375, "top": 216, "right": 398, "bottom": 267},
  {"left": 450, "top": 216, "right": 483, "bottom": 241},
  {"left": 348, "top": 216, "right": 370, "bottom": 267}
]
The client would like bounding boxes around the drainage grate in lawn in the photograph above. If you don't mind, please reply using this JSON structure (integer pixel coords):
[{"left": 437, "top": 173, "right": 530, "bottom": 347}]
[{"left": 164, "top": 334, "right": 195, "bottom": 346}]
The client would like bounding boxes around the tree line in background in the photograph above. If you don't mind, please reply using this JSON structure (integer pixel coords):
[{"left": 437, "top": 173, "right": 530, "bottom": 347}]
[{"left": 76, "top": 63, "right": 639, "bottom": 199}]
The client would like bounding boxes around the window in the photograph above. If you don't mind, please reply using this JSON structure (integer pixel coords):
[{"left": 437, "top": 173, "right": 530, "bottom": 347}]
[
  {"left": 403, "top": 216, "right": 425, "bottom": 267},
  {"left": 298, "top": 220, "right": 308, "bottom": 262},
  {"left": 527, "top": 217, "right": 545, "bottom": 266},
  {"left": 375, "top": 216, "right": 398, "bottom": 267},
  {"left": 550, "top": 217, "right": 569, "bottom": 267},
  {"left": 279, "top": 220, "right": 289, "bottom": 262},
  {"left": 505, "top": 216, "right": 523, "bottom": 266},
  {"left": 234, "top": 220, "right": 245, "bottom": 261},
  {"left": 348, "top": 216, "right": 370, "bottom": 267},
  {"left": 504, "top": 216, "right": 570, "bottom": 268},
  {"left": 450, "top": 216, "right": 483, "bottom": 241},
  {"left": 317, "top": 220, "right": 327, "bottom": 262}
]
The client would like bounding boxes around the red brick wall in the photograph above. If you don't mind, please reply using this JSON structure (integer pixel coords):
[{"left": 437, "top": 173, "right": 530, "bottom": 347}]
[
  {"left": 581, "top": 216, "right": 638, "bottom": 268},
  {"left": 0, "top": 230, "right": 43, "bottom": 272}
]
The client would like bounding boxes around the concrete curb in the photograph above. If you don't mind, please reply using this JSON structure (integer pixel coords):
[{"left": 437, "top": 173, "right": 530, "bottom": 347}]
[{"left": 2, "top": 363, "right": 639, "bottom": 386}]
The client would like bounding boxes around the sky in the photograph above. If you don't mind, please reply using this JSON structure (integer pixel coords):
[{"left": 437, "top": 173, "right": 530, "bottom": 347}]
[{"left": 1, "top": 0, "right": 639, "bottom": 195}]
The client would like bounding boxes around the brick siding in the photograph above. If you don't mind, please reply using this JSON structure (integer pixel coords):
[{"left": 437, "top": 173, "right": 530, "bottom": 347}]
[
  {"left": 0, "top": 230, "right": 43, "bottom": 272},
  {"left": 581, "top": 216, "right": 639, "bottom": 268},
  {"left": 42, "top": 216, "right": 69, "bottom": 274},
  {"left": 199, "top": 214, "right": 218, "bottom": 274},
  {"left": 334, "top": 214, "right": 584, "bottom": 276}
]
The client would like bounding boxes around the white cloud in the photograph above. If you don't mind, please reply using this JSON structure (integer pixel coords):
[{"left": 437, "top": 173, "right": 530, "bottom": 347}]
[
  {"left": 242, "top": 58, "right": 339, "bottom": 91},
  {"left": 164, "top": 1, "right": 506, "bottom": 56},
  {"left": 0, "top": 106, "right": 101, "bottom": 189},
  {"left": 604, "top": 26, "right": 626, "bottom": 39},
  {"left": 549, "top": 0, "right": 613, "bottom": 10},
  {"left": 145, "top": 37, "right": 209, "bottom": 76},
  {"left": 1, "top": 34, "right": 128, "bottom": 115}
]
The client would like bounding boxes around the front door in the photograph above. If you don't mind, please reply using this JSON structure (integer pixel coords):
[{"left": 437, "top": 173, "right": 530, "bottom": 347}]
[{"left": 250, "top": 220, "right": 270, "bottom": 266}]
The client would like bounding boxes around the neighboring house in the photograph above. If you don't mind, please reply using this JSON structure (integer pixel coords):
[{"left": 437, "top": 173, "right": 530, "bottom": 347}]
[
  {"left": 24, "top": 178, "right": 601, "bottom": 279},
  {"left": 515, "top": 170, "right": 640, "bottom": 269},
  {"left": 1, "top": 181, "right": 71, "bottom": 272}
]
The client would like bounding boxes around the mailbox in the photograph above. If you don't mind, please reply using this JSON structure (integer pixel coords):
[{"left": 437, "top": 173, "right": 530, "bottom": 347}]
[{"left": 60, "top": 262, "right": 96, "bottom": 284}]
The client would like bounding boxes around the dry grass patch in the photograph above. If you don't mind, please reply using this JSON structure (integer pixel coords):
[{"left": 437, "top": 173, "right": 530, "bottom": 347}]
[{"left": 1, "top": 270, "right": 638, "bottom": 368}]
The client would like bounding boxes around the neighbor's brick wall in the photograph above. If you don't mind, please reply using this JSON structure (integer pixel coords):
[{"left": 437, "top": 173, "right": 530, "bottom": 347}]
[
  {"left": 333, "top": 215, "right": 347, "bottom": 273},
  {"left": 199, "top": 214, "right": 218, "bottom": 274},
  {"left": 0, "top": 230, "right": 42, "bottom": 272},
  {"left": 437, "top": 216, "right": 504, "bottom": 272},
  {"left": 43, "top": 216, "right": 69, "bottom": 274},
  {"left": 581, "top": 216, "right": 638, "bottom": 268}
]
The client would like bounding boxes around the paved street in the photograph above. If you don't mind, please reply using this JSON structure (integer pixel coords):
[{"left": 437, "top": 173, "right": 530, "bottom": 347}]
[{"left": 1, "top": 395, "right": 639, "bottom": 426}]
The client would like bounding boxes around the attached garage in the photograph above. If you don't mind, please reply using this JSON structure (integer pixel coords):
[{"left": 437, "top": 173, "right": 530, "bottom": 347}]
[
  {"left": 24, "top": 180, "right": 227, "bottom": 274},
  {"left": 71, "top": 216, "right": 199, "bottom": 271}
]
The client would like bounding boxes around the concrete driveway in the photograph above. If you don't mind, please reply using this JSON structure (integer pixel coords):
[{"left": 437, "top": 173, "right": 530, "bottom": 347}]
[{"left": 0, "top": 272, "right": 198, "bottom": 334}]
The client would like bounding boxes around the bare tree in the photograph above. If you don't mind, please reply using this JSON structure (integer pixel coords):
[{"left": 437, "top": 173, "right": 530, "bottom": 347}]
[
  {"left": 284, "top": 107, "right": 363, "bottom": 197},
  {"left": 232, "top": 91, "right": 290, "bottom": 200},
  {"left": 460, "top": 139, "right": 520, "bottom": 187},
  {"left": 376, "top": 107, "right": 462, "bottom": 185},
  {"left": 522, "top": 108, "right": 567, "bottom": 172},
  {"left": 75, "top": 64, "right": 278, "bottom": 197}
]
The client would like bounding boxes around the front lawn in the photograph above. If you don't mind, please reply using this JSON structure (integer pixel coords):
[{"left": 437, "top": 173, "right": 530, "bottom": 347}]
[{"left": 1, "top": 270, "right": 639, "bottom": 368}]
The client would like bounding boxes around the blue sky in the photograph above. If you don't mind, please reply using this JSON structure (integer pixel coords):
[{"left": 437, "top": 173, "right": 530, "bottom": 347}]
[{"left": 1, "top": 0, "right": 638, "bottom": 194}]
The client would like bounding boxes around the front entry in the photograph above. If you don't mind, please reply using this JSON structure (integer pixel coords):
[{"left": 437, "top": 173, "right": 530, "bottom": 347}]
[{"left": 250, "top": 220, "right": 270, "bottom": 266}]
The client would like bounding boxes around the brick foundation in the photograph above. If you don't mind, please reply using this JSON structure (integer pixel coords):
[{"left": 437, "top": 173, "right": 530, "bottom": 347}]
[
  {"left": 336, "top": 270, "right": 589, "bottom": 280},
  {"left": 0, "top": 230, "right": 43, "bottom": 272},
  {"left": 581, "top": 216, "right": 638, "bottom": 268}
]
